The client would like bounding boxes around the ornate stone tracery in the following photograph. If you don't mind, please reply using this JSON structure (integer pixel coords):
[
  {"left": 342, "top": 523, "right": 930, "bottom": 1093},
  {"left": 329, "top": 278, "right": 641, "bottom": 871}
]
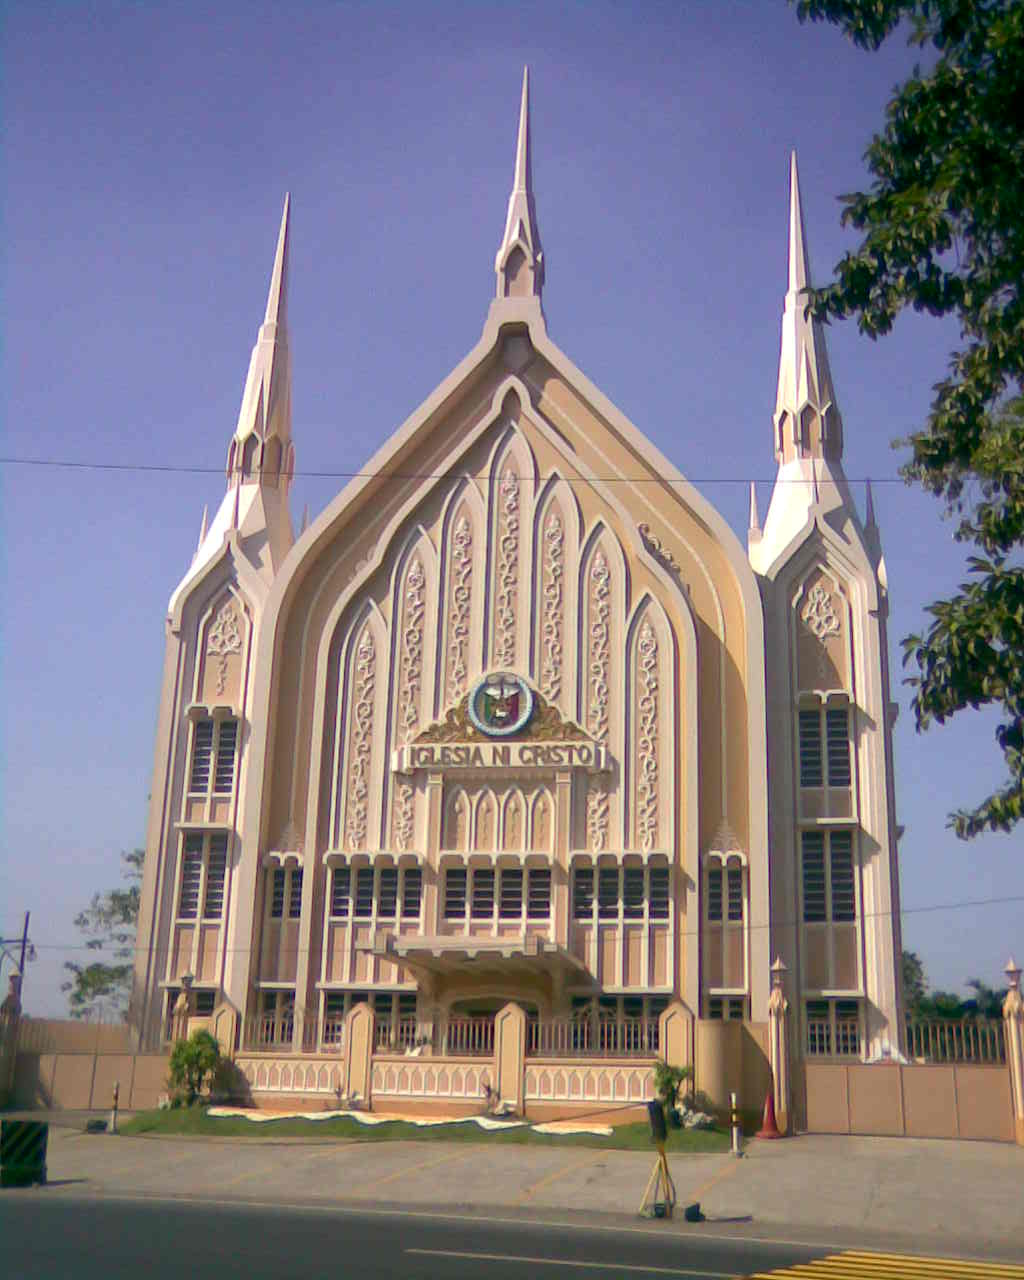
[
  {"left": 801, "top": 583, "right": 840, "bottom": 640},
  {"left": 393, "top": 556, "right": 425, "bottom": 851},
  {"left": 206, "top": 599, "right": 243, "bottom": 696},
  {"left": 635, "top": 618, "right": 659, "bottom": 853},
  {"left": 494, "top": 469, "right": 521, "bottom": 668},
  {"left": 345, "top": 624, "right": 376, "bottom": 851},
  {"left": 446, "top": 515, "right": 473, "bottom": 703},
  {"left": 586, "top": 550, "right": 611, "bottom": 852},
  {"left": 540, "top": 509, "right": 564, "bottom": 704}
]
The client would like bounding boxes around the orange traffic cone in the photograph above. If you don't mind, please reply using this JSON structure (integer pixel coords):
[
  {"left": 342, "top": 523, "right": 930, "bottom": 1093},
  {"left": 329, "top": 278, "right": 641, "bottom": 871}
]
[{"left": 756, "top": 1076, "right": 782, "bottom": 1139}]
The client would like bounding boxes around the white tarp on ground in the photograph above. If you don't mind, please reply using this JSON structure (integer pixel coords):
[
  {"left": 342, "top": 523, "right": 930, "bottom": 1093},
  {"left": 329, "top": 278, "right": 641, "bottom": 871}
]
[{"left": 206, "top": 1107, "right": 612, "bottom": 1135}]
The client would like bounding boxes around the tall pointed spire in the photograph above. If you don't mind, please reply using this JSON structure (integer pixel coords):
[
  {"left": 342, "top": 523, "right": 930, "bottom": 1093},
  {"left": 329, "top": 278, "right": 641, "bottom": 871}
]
[
  {"left": 495, "top": 67, "right": 544, "bottom": 302},
  {"left": 749, "top": 481, "right": 761, "bottom": 534},
  {"left": 773, "top": 153, "right": 842, "bottom": 466},
  {"left": 228, "top": 194, "right": 293, "bottom": 491}
]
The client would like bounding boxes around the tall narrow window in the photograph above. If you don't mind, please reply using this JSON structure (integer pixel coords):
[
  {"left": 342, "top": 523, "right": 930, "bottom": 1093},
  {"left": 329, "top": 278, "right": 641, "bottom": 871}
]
[
  {"left": 706, "top": 867, "right": 723, "bottom": 922},
  {"left": 801, "top": 831, "right": 827, "bottom": 922},
  {"left": 189, "top": 721, "right": 214, "bottom": 793},
  {"left": 527, "top": 868, "right": 551, "bottom": 920},
  {"left": 726, "top": 867, "right": 743, "bottom": 922},
  {"left": 471, "top": 868, "right": 494, "bottom": 919},
  {"left": 401, "top": 868, "right": 422, "bottom": 919},
  {"left": 203, "top": 835, "right": 228, "bottom": 918},
  {"left": 826, "top": 708, "right": 851, "bottom": 787},
  {"left": 829, "top": 831, "right": 856, "bottom": 921},
  {"left": 354, "top": 867, "right": 374, "bottom": 919},
  {"left": 597, "top": 867, "right": 619, "bottom": 919},
  {"left": 622, "top": 867, "right": 644, "bottom": 919},
  {"left": 572, "top": 867, "right": 594, "bottom": 919},
  {"left": 648, "top": 866, "right": 669, "bottom": 920},
  {"left": 444, "top": 868, "right": 467, "bottom": 919},
  {"left": 288, "top": 868, "right": 303, "bottom": 919},
  {"left": 378, "top": 867, "right": 398, "bottom": 919},
  {"left": 499, "top": 868, "right": 523, "bottom": 919},
  {"left": 178, "top": 836, "right": 203, "bottom": 918},
  {"left": 330, "top": 866, "right": 351, "bottom": 917},
  {"left": 270, "top": 868, "right": 286, "bottom": 919},
  {"left": 213, "top": 720, "right": 238, "bottom": 794},
  {"left": 798, "top": 711, "right": 823, "bottom": 787}
]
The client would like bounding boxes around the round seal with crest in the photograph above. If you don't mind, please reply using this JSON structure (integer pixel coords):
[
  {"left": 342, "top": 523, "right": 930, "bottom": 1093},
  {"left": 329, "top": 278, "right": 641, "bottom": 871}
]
[{"left": 468, "top": 672, "right": 534, "bottom": 737}]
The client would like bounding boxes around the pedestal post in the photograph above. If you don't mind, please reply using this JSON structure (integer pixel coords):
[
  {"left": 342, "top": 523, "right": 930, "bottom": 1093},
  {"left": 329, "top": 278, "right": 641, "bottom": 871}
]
[
  {"left": 767, "top": 956, "right": 791, "bottom": 1136},
  {"left": 1002, "top": 956, "right": 1024, "bottom": 1147}
]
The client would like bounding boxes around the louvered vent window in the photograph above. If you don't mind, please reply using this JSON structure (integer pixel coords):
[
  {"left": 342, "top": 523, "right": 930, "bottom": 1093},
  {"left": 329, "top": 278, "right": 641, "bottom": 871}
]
[
  {"left": 727, "top": 867, "right": 744, "bottom": 922},
  {"left": 444, "top": 869, "right": 467, "bottom": 919},
  {"left": 189, "top": 721, "right": 214, "bottom": 793},
  {"left": 402, "top": 868, "right": 422, "bottom": 918},
  {"left": 826, "top": 708, "right": 852, "bottom": 787},
  {"left": 378, "top": 867, "right": 398, "bottom": 919},
  {"left": 178, "top": 836, "right": 203, "bottom": 918},
  {"left": 471, "top": 868, "right": 494, "bottom": 919},
  {"left": 354, "top": 867, "right": 374, "bottom": 919},
  {"left": 330, "top": 867, "right": 350, "bottom": 917},
  {"left": 213, "top": 720, "right": 238, "bottom": 794},
  {"left": 527, "top": 868, "right": 551, "bottom": 920},
  {"left": 798, "top": 711, "right": 823, "bottom": 787},
  {"left": 707, "top": 867, "right": 723, "bottom": 922},
  {"left": 288, "top": 869, "right": 303, "bottom": 919},
  {"left": 572, "top": 867, "right": 594, "bottom": 919},
  {"left": 270, "top": 868, "right": 286, "bottom": 919},
  {"left": 203, "top": 835, "right": 228, "bottom": 918},
  {"left": 829, "top": 831, "right": 856, "bottom": 921},
  {"left": 648, "top": 867, "right": 669, "bottom": 920},
  {"left": 801, "top": 831, "right": 827, "bottom": 922},
  {"left": 598, "top": 867, "right": 619, "bottom": 919},
  {"left": 499, "top": 868, "right": 523, "bottom": 919},
  {"left": 623, "top": 867, "right": 645, "bottom": 919}
]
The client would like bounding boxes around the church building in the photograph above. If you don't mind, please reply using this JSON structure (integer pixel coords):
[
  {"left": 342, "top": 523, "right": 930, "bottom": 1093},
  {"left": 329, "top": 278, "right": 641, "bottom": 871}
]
[{"left": 134, "top": 72, "right": 903, "bottom": 1110}]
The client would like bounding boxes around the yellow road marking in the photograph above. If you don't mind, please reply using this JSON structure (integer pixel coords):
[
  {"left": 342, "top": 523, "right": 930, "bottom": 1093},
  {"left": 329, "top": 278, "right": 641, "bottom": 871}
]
[
  {"left": 355, "top": 1146, "right": 472, "bottom": 1193},
  {"left": 514, "top": 1149, "right": 608, "bottom": 1204},
  {"left": 745, "top": 1250, "right": 1024, "bottom": 1279},
  {"left": 687, "top": 1154, "right": 743, "bottom": 1203}
]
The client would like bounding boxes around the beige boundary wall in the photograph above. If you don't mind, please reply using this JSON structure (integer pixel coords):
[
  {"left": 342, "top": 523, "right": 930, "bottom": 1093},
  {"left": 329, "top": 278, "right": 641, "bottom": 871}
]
[
  {"left": 799, "top": 1061, "right": 1014, "bottom": 1143},
  {"left": 13, "top": 1051, "right": 170, "bottom": 1112}
]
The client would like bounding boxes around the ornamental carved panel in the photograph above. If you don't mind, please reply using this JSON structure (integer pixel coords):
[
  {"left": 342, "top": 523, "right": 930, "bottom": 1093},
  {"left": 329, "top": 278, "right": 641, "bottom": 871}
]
[
  {"left": 344, "top": 623, "right": 376, "bottom": 851},
  {"left": 585, "top": 549, "right": 611, "bottom": 852},
  {"left": 444, "top": 512, "right": 474, "bottom": 706},
  {"left": 391, "top": 555, "right": 426, "bottom": 852},
  {"left": 634, "top": 617, "right": 660, "bottom": 853},
  {"left": 492, "top": 467, "right": 521, "bottom": 669},
  {"left": 201, "top": 597, "right": 245, "bottom": 703},
  {"left": 796, "top": 573, "right": 848, "bottom": 691},
  {"left": 539, "top": 507, "right": 565, "bottom": 706}
]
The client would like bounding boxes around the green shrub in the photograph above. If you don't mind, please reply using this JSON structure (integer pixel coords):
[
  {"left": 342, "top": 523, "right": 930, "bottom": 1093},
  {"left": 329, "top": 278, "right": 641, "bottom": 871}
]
[
  {"left": 652, "top": 1059, "right": 693, "bottom": 1112},
  {"left": 168, "top": 1029, "right": 222, "bottom": 1106}
]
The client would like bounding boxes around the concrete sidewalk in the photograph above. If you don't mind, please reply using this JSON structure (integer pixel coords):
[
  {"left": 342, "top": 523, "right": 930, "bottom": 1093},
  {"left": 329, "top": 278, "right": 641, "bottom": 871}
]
[{"left": 8, "top": 1114, "right": 1024, "bottom": 1262}]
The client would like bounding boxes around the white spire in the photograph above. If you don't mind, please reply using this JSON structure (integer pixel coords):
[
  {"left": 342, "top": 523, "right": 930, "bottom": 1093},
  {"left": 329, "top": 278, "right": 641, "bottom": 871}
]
[
  {"left": 230, "top": 194, "right": 293, "bottom": 484},
  {"left": 195, "top": 504, "right": 209, "bottom": 557},
  {"left": 300, "top": 503, "right": 310, "bottom": 535},
  {"left": 865, "top": 477, "right": 877, "bottom": 528},
  {"left": 749, "top": 480, "right": 760, "bottom": 534},
  {"left": 495, "top": 68, "right": 544, "bottom": 302},
  {"left": 773, "top": 153, "right": 841, "bottom": 465}
]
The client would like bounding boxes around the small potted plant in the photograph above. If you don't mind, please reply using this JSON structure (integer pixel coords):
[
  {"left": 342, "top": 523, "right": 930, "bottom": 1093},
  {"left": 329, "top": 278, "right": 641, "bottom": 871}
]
[{"left": 653, "top": 1059, "right": 693, "bottom": 1129}]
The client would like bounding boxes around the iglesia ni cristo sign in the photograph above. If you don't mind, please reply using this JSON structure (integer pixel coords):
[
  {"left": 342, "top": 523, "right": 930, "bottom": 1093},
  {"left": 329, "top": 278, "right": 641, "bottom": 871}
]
[{"left": 392, "top": 673, "right": 609, "bottom": 773}]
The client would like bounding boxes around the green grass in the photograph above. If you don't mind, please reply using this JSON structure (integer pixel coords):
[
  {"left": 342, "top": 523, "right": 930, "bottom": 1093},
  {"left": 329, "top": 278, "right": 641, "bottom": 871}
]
[{"left": 120, "top": 1106, "right": 730, "bottom": 1152}]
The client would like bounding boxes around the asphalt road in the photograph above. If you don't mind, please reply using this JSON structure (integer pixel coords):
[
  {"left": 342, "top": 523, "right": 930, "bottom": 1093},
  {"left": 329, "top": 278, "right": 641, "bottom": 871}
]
[{"left": 0, "top": 1196, "right": 832, "bottom": 1279}]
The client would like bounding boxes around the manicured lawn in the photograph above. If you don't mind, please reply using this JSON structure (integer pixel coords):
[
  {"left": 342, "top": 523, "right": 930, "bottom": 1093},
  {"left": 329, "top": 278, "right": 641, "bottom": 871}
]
[{"left": 120, "top": 1107, "right": 730, "bottom": 1152}]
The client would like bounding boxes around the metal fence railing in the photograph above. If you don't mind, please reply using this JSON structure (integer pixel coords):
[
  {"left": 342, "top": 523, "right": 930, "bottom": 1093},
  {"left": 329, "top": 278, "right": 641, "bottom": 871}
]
[
  {"left": 904, "top": 1017, "right": 1006, "bottom": 1064},
  {"left": 527, "top": 1017, "right": 660, "bottom": 1058},
  {"left": 443, "top": 1017, "right": 495, "bottom": 1057}
]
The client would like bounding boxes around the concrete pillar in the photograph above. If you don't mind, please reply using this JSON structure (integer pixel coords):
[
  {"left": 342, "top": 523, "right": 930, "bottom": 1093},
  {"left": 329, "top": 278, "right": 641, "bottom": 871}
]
[
  {"left": 1002, "top": 956, "right": 1024, "bottom": 1147},
  {"left": 342, "top": 1002, "right": 376, "bottom": 1109},
  {"left": 494, "top": 1001, "right": 527, "bottom": 1114},
  {"left": 767, "top": 956, "right": 791, "bottom": 1135}
]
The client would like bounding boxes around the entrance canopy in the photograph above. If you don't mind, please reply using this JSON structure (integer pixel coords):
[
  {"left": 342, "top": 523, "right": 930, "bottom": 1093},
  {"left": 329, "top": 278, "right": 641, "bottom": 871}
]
[{"left": 367, "top": 933, "right": 591, "bottom": 988}]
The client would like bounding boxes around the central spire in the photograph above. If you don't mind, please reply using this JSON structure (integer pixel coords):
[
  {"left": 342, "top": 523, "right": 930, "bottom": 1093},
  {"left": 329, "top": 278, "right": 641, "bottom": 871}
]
[
  {"left": 773, "top": 153, "right": 841, "bottom": 465},
  {"left": 495, "top": 67, "right": 544, "bottom": 302}
]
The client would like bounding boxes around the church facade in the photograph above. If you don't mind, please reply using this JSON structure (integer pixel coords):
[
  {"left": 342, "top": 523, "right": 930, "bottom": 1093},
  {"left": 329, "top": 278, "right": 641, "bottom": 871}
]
[{"left": 134, "top": 73, "right": 904, "bottom": 1104}]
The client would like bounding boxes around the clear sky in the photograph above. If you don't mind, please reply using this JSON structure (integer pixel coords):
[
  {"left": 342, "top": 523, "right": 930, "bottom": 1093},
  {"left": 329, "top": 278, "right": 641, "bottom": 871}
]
[{"left": 2, "top": 0, "right": 1019, "bottom": 1015}]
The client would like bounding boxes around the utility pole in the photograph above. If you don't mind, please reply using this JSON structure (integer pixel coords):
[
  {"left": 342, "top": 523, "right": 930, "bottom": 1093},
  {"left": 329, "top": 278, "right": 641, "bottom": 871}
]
[{"left": 18, "top": 912, "right": 30, "bottom": 982}]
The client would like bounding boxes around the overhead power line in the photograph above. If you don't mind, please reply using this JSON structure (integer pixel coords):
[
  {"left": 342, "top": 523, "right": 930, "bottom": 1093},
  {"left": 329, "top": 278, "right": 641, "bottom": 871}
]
[{"left": 0, "top": 454, "right": 911, "bottom": 486}]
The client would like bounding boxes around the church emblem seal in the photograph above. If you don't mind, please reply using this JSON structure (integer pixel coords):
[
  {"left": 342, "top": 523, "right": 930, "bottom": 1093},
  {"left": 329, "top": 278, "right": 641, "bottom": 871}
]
[{"left": 468, "top": 672, "right": 534, "bottom": 737}]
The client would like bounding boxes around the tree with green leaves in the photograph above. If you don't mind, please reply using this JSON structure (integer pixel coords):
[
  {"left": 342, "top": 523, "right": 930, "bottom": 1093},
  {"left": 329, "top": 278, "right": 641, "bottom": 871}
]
[
  {"left": 168, "top": 1029, "right": 222, "bottom": 1106},
  {"left": 901, "top": 949, "right": 928, "bottom": 1013},
  {"left": 792, "top": 0, "right": 1024, "bottom": 836},
  {"left": 61, "top": 849, "right": 143, "bottom": 1019}
]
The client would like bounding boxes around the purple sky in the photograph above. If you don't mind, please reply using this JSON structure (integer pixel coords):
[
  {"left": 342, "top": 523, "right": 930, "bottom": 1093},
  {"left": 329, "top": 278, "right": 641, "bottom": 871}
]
[{"left": 2, "top": 0, "right": 1019, "bottom": 1014}]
